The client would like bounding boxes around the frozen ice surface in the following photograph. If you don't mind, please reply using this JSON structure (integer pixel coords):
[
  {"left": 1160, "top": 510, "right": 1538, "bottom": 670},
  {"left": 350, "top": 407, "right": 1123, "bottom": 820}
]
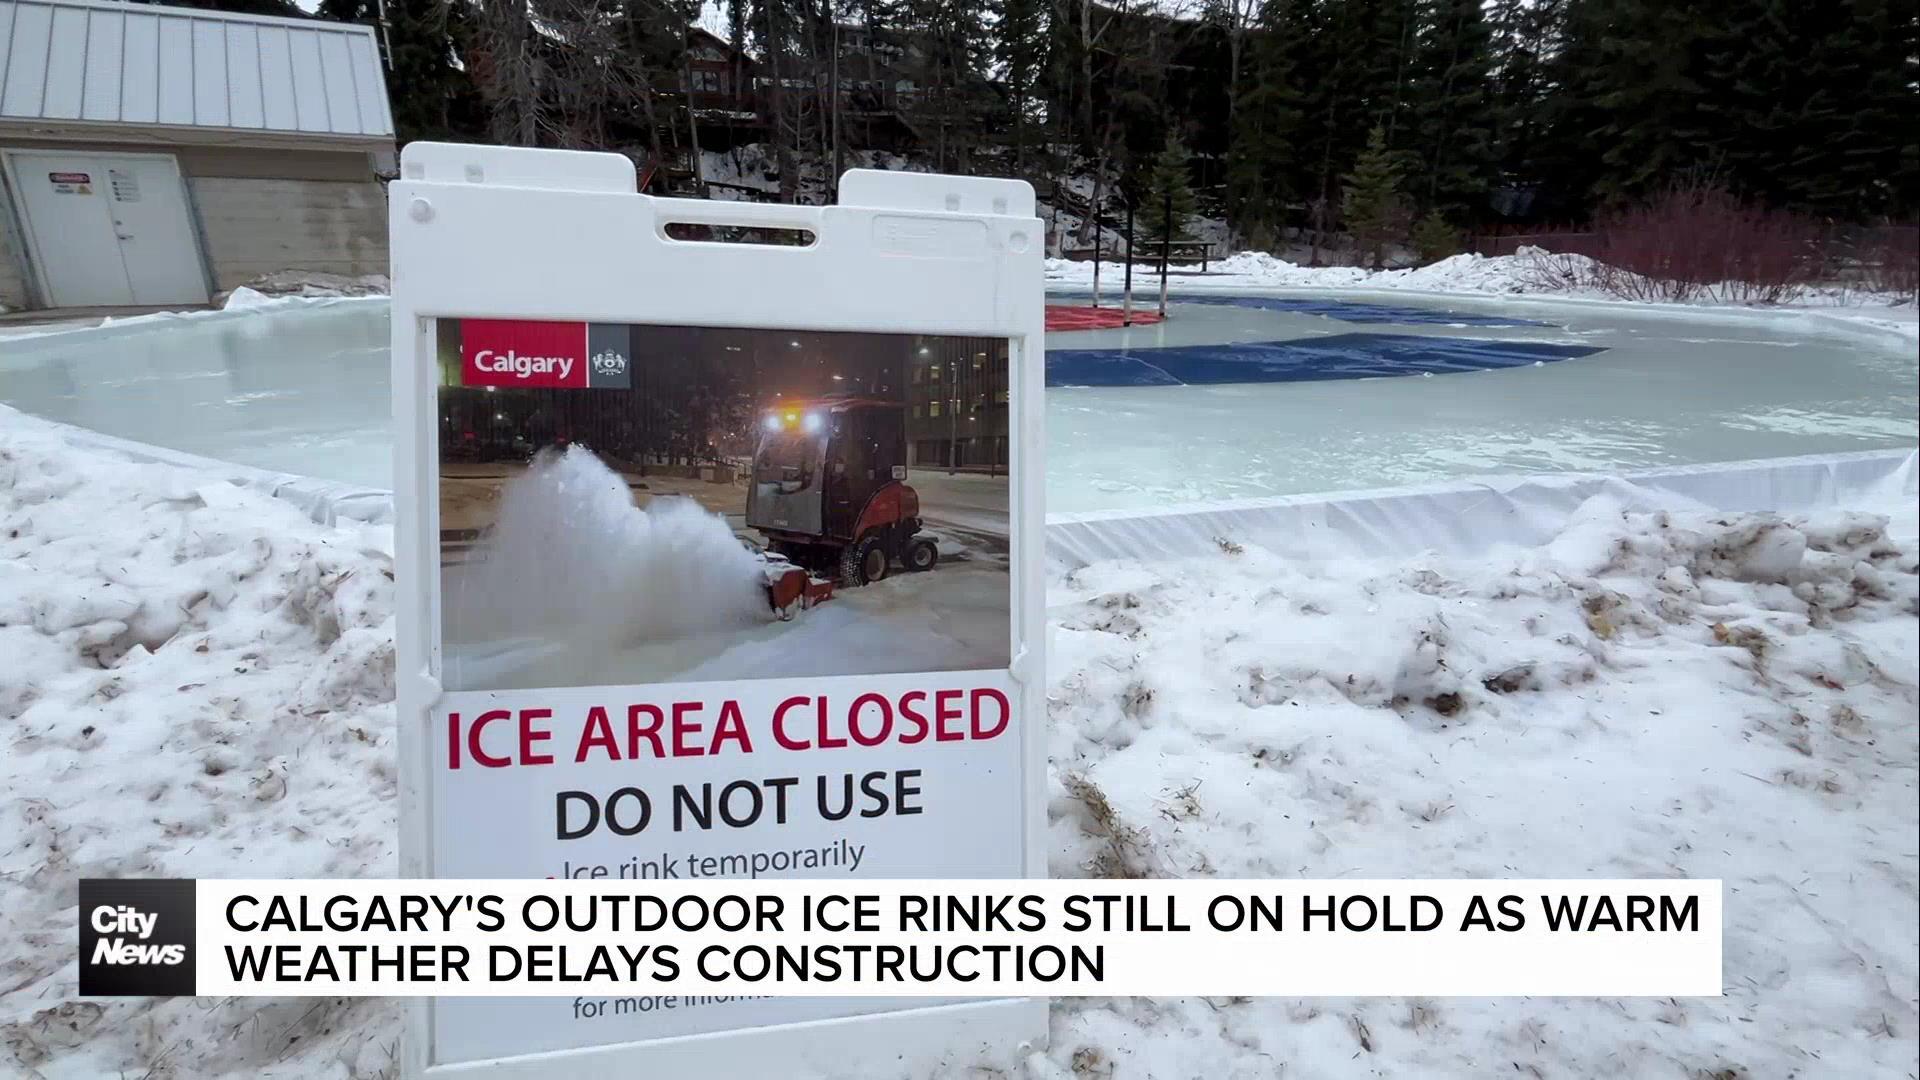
[
  {"left": 0, "top": 298, "right": 391, "bottom": 488},
  {"left": 1048, "top": 294, "right": 1917, "bottom": 511},
  {"left": 1, "top": 292, "right": 1913, "bottom": 514}
]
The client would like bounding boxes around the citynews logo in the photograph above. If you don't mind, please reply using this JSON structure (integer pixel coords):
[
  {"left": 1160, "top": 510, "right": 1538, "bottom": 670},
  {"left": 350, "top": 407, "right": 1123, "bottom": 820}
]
[{"left": 79, "top": 880, "right": 196, "bottom": 996}]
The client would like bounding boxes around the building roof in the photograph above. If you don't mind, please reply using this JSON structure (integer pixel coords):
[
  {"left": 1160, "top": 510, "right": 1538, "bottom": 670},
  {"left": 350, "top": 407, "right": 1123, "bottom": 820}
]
[{"left": 0, "top": 0, "right": 393, "bottom": 143}]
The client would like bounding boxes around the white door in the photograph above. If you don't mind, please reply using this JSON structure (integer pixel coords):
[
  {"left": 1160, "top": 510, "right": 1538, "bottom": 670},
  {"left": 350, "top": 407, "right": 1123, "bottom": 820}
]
[
  {"left": 6, "top": 151, "right": 210, "bottom": 308},
  {"left": 100, "top": 157, "right": 210, "bottom": 306}
]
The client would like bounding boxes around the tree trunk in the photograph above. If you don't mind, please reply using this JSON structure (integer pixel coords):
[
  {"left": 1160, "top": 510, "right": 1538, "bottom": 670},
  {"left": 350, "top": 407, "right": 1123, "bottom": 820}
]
[
  {"left": 764, "top": 0, "right": 797, "bottom": 201},
  {"left": 1079, "top": 0, "right": 1095, "bottom": 152},
  {"left": 683, "top": 36, "right": 704, "bottom": 191}
]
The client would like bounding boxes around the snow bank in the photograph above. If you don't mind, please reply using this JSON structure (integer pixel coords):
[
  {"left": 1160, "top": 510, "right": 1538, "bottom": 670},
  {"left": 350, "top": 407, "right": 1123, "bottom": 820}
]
[
  {"left": 1044, "top": 496, "right": 1918, "bottom": 1077},
  {"left": 0, "top": 411, "right": 399, "bottom": 1078},
  {"left": 1045, "top": 249, "right": 1581, "bottom": 297},
  {"left": 444, "top": 446, "right": 769, "bottom": 658},
  {"left": 2, "top": 406, "right": 1915, "bottom": 1078},
  {"left": 1045, "top": 248, "right": 1919, "bottom": 316},
  {"left": 220, "top": 285, "right": 274, "bottom": 310},
  {"left": 226, "top": 270, "right": 392, "bottom": 301}
]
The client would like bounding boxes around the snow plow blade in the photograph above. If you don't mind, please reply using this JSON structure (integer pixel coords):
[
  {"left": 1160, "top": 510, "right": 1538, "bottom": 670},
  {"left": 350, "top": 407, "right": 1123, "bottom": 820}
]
[{"left": 765, "top": 564, "right": 835, "bottom": 618}]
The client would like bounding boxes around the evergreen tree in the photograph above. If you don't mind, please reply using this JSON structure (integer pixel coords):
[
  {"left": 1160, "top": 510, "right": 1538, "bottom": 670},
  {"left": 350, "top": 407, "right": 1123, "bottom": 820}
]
[
  {"left": 319, "top": 0, "right": 481, "bottom": 144},
  {"left": 1225, "top": 0, "right": 1303, "bottom": 243},
  {"left": 997, "top": 0, "right": 1052, "bottom": 170},
  {"left": 1583, "top": 0, "right": 1718, "bottom": 204},
  {"left": 1289, "top": 0, "right": 1416, "bottom": 250},
  {"left": 1139, "top": 139, "right": 1199, "bottom": 242},
  {"left": 898, "top": 0, "right": 996, "bottom": 173},
  {"left": 1485, "top": 0, "right": 1565, "bottom": 217},
  {"left": 1410, "top": 212, "right": 1460, "bottom": 262},
  {"left": 1342, "top": 124, "right": 1408, "bottom": 267},
  {"left": 1704, "top": 0, "right": 1919, "bottom": 218},
  {"left": 1406, "top": 0, "right": 1499, "bottom": 217}
]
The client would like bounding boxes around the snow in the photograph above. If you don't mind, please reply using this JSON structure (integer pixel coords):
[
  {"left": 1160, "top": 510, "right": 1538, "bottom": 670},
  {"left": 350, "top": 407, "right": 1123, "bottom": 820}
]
[
  {"left": 0, "top": 410, "right": 399, "bottom": 1078},
  {"left": 4, "top": 401, "right": 1916, "bottom": 1078},
  {"left": 443, "top": 446, "right": 773, "bottom": 690},
  {"left": 1040, "top": 494, "right": 1918, "bottom": 1077},
  {"left": 219, "top": 271, "right": 391, "bottom": 305},
  {"left": 1045, "top": 249, "right": 1920, "bottom": 322},
  {"left": 221, "top": 286, "right": 274, "bottom": 310},
  {"left": 441, "top": 446, "right": 1012, "bottom": 690}
]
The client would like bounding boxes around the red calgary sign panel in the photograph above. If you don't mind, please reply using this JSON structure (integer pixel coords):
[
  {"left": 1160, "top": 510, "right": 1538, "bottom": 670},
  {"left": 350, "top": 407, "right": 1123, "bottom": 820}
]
[{"left": 460, "top": 319, "right": 588, "bottom": 389}]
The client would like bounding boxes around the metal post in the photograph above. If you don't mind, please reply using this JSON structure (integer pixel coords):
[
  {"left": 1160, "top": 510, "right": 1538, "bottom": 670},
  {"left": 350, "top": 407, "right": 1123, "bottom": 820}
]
[
  {"left": 1159, "top": 191, "right": 1172, "bottom": 318},
  {"left": 1123, "top": 200, "right": 1135, "bottom": 327},
  {"left": 1090, "top": 232, "right": 1101, "bottom": 308}
]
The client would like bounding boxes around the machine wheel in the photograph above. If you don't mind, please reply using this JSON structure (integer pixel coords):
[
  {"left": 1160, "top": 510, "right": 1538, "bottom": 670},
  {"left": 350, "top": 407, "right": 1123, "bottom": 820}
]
[
  {"left": 904, "top": 537, "right": 939, "bottom": 572},
  {"left": 840, "top": 534, "right": 891, "bottom": 587}
]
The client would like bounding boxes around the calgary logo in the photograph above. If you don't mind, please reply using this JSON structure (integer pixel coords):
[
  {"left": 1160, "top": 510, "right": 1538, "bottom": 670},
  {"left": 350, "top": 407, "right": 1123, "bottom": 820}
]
[
  {"left": 472, "top": 349, "right": 575, "bottom": 380},
  {"left": 591, "top": 349, "right": 628, "bottom": 377}
]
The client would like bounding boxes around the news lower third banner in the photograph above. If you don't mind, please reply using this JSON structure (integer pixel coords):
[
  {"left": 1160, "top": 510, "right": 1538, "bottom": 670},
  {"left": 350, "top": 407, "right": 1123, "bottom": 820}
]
[{"left": 80, "top": 879, "right": 1722, "bottom": 998}]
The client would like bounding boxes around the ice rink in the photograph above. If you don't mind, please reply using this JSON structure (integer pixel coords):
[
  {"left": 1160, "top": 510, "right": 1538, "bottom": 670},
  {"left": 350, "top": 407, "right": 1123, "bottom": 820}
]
[{"left": 2, "top": 291, "right": 1912, "bottom": 514}]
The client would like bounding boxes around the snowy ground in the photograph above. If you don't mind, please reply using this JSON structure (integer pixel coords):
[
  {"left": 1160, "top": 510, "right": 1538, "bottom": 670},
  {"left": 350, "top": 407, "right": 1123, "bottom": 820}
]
[
  {"left": 1046, "top": 250, "right": 1919, "bottom": 334},
  {"left": 4, "top": 403, "right": 1915, "bottom": 1078},
  {"left": 1038, "top": 494, "right": 1918, "bottom": 1077}
]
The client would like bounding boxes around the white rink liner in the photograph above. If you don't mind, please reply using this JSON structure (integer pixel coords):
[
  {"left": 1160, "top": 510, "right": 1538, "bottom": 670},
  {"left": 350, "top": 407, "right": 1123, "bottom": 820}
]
[{"left": 1050, "top": 448, "right": 1919, "bottom": 567}]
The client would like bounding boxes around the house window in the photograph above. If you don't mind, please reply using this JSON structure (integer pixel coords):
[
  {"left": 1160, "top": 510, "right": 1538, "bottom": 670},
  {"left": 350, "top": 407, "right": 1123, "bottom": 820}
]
[
  {"left": 928, "top": 401, "right": 941, "bottom": 418},
  {"left": 689, "top": 70, "right": 724, "bottom": 93}
]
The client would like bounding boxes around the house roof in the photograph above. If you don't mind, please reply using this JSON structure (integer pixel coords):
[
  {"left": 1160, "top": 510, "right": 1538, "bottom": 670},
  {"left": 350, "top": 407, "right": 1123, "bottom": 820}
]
[{"left": 0, "top": 0, "right": 393, "bottom": 143}]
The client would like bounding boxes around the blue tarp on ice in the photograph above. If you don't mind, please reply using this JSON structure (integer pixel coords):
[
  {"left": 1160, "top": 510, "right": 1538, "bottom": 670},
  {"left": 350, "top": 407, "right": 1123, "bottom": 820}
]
[
  {"left": 1048, "top": 292, "right": 1547, "bottom": 327},
  {"left": 1045, "top": 333, "right": 1606, "bottom": 387}
]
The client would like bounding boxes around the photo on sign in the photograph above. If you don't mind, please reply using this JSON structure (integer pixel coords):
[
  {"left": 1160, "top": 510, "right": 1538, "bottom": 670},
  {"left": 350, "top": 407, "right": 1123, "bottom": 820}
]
[{"left": 434, "top": 319, "right": 1012, "bottom": 691}]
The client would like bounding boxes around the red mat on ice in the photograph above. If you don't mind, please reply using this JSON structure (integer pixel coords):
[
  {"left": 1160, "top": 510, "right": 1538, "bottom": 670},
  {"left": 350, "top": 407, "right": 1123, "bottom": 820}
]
[{"left": 1044, "top": 304, "right": 1166, "bottom": 331}]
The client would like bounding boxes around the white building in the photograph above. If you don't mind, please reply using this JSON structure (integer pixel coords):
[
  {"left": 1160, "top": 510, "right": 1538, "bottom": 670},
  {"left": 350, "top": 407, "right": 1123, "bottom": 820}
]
[{"left": 0, "top": 0, "right": 394, "bottom": 310}]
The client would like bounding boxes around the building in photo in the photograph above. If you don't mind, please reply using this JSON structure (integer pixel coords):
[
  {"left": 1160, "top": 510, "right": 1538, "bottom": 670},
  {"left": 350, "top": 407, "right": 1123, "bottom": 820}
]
[
  {"left": 908, "top": 335, "right": 1009, "bottom": 471},
  {"left": 0, "top": 0, "right": 394, "bottom": 311}
]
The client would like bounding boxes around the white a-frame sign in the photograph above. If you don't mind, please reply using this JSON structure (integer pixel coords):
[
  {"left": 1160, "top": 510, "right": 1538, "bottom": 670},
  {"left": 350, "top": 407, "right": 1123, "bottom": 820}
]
[{"left": 390, "top": 142, "right": 1047, "bottom": 1077}]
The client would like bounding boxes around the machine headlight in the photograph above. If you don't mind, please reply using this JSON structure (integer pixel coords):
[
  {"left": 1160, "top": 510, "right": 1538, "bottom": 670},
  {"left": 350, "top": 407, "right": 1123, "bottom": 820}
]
[
  {"left": 802, "top": 412, "right": 823, "bottom": 433},
  {"left": 764, "top": 414, "right": 782, "bottom": 431}
]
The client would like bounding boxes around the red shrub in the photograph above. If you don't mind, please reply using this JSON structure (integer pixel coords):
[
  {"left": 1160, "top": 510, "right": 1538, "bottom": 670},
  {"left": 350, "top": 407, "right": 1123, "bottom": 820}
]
[
  {"left": 1586, "top": 184, "right": 1825, "bottom": 303},
  {"left": 1852, "top": 226, "right": 1919, "bottom": 302},
  {"left": 1513, "top": 184, "right": 1831, "bottom": 304}
]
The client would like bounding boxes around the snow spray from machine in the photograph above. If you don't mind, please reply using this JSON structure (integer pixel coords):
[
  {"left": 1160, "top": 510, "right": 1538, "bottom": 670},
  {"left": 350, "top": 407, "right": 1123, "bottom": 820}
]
[{"left": 451, "top": 447, "right": 771, "bottom": 650}]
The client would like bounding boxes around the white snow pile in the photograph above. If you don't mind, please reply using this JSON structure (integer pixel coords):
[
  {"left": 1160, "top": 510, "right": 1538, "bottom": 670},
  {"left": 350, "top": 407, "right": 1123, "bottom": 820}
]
[
  {"left": 1046, "top": 248, "right": 1607, "bottom": 300},
  {"left": 225, "top": 271, "right": 392, "bottom": 302},
  {"left": 1041, "top": 497, "right": 1918, "bottom": 1078},
  {"left": 1045, "top": 246, "right": 1919, "bottom": 313},
  {"left": 3, "top": 405, "right": 1917, "bottom": 1078},
  {"left": 0, "top": 413, "right": 400, "bottom": 1078},
  {"left": 444, "top": 445, "right": 769, "bottom": 654},
  {"left": 220, "top": 285, "right": 275, "bottom": 310}
]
